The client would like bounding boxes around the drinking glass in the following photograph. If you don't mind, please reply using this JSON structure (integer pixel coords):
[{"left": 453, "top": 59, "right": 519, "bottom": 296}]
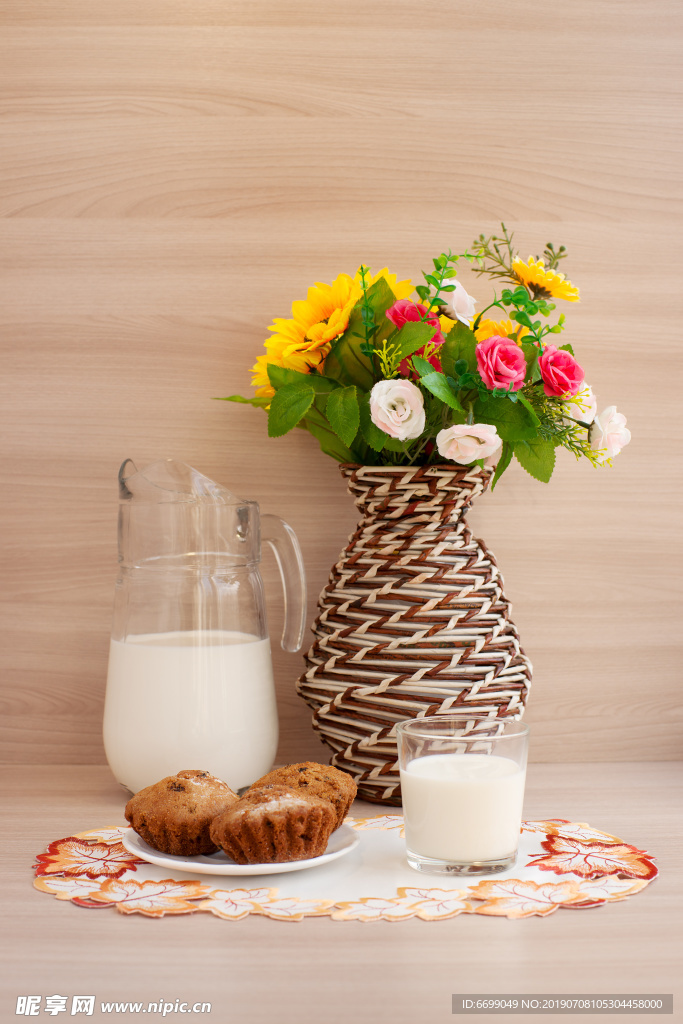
[{"left": 397, "top": 714, "right": 529, "bottom": 875}]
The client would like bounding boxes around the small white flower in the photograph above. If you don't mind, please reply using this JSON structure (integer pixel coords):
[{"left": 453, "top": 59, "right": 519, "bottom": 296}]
[
  {"left": 590, "top": 405, "right": 631, "bottom": 463},
  {"left": 369, "top": 379, "right": 425, "bottom": 441},
  {"left": 562, "top": 384, "right": 597, "bottom": 425},
  {"left": 449, "top": 280, "right": 477, "bottom": 325},
  {"left": 436, "top": 423, "right": 502, "bottom": 464}
]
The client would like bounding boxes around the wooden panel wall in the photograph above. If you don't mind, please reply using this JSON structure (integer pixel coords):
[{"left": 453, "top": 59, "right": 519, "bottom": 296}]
[{"left": 2, "top": 0, "right": 681, "bottom": 765}]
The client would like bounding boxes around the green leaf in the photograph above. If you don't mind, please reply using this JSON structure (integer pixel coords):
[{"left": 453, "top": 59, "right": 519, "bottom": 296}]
[
  {"left": 267, "top": 364, "right": 302, "bottom": 389},
  {"left": 512, "top": 310, "right": 533, "bottom": 329},
  {"left": 383, "top": 437, "right": 410, "bottom": 452},
  {"left": 440, "top": 320, "right": 478, "bottom": 377},
  {"left": 325, "top": 386, "right": 360, "bottom": 448},
  {"left": 559, "top": 342, "right": 575, "bottom": 356},
  {"left": 514, "top": 438, "right": 556, "bottom": 483},
  {"left": 516, "top": 393, "right": 541, "bottom": 427},
  {"left": 322, "top": 335, "right": 374, "bottom": 391},
  {"left": 392, "top": 321, "right": 437, "bottom": 364},
  {"left": 421, "top": 372, "right": 464, "bottom": 413},
  {"left": 302, "top": 406, "right": 357, "bottom": 463},
  {"left": 491, "top": 441, "right": 513, "bottom": 491},
  {"left": 520, "top": 342, "right": 539, "bottom": 382},
  {"left": 474, "top": 396, "right": 537, "bottom": 441},
  {"left": 267, "top": 364, "right": 339, "bottom": 393},
  {"left": 267, "top": 383, "right": 315, "bottom": 437},
  {"left": 214, "top": 394, "right": 271, "bottom": 408},
  {"left": 411, "top": 355, "right": 434, "bottom": 377},
  {"left": 358, "top": 393, "right": 386, "bottom": 452}
]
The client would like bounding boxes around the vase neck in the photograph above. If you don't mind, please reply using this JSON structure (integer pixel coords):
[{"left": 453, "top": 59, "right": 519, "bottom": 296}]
[{"left": 340, "top": 464, "right": 491, "bottom": 525}]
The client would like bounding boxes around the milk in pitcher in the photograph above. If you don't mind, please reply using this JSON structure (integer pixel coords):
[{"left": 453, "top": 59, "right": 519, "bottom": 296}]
[{"left": 103, "top": 629, "right": 277, "bottom": 794}]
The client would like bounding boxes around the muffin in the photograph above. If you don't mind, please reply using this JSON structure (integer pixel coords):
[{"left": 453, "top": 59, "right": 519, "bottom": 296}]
[
  {"left": 210, "top": 784, "right": 337, "bottom": 864},
  {"left": 125, "top": 769, "right": 239, "bottom": 856},
  {"left": 248, "top": 761, "right": 357, "bottom": 830}
]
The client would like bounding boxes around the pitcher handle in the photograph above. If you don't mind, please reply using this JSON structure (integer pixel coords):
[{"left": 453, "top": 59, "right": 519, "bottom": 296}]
[{"left": 261, "top": 514, "right": 307, "bottom": 653}]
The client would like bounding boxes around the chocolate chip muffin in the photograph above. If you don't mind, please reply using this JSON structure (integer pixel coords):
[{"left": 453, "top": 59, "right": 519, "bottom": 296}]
[
  {"left": 125, "top": 769, "right": 239, "bottom": 856},
  {"left": 210, "top": 784, "right": 337, "bottom": 864},
  {"left": 248, "top": 761, "right": 357, "bottom": 830}
]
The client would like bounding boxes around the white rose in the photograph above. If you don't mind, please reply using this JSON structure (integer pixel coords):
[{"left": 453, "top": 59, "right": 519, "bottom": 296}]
[
  {"left": 562, "top": 384, "right": 597, "bottom": 425},
  {"left": 369, "top": 379, "right": 425, "bottom": 441},
  {"left": 436, "top": 423, "right": 502, "bottom": 464},
  {"left": 449, "top": 280, "right": 477, "bottom": 325},
  {"left": 590, "top": 405, "right": 631, "bottom": 463}
]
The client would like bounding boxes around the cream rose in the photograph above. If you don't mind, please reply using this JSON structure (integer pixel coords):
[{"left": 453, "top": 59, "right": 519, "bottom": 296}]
[
  {"left": 369, "top": 379, "right": 425, "bottom": 441},
  {"left": 449, "top": 280, "right": 477, "bottom": 325},
  {"left": 436, "top": 423, "right": 502, "bottom": 464},
  {"left": 589, "top": 405, "right": 631, "bottom": 463},
  {"left": 562, "top": 384, "right": 597, "bottom": 425}
]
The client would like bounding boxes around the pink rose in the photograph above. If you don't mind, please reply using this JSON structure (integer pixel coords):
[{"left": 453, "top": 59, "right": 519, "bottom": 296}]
[
  {"left": 538, "top": 345, "right": 584, "bottom": 398},
  {"left": 590, "top": 406, "right": 631, "bottom": 463},
  {"left": 386, "top": 299, "right": 445, "bottom": 377},
  {"left": 386, "top": 299, "right": 445, "bottom": 347},
  {"left": 436, "top": 423, "right": 502, "bottom": 464},
  {"left": 475, "top": 335, "right": 527, "bottom": 392}
]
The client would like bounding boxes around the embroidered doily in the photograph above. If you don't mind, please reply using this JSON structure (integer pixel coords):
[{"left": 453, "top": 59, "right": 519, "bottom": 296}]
[{"left": 33, "top": 817, "right": 657, "bottom": 921}]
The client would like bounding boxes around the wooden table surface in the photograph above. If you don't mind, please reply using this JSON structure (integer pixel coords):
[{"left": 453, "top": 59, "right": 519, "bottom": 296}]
[{"left": 3, "top": 762, "right": 681, "bottom": 1023}]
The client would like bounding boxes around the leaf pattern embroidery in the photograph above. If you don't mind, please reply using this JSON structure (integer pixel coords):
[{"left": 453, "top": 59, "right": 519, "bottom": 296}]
[
  {"left": 546, "top": 822, "right": 623, "bottom": 845},
  {"left": 397, "top": 887, "right": 472, "bottom": 920},
  {"left": 331, "top": 897, "right": 419, "bottom": 922},
  {"left": 33, "top": 875, "right": 108, "bottom": 907},
  {"left": 566, "top": 876, "right": 650, "bottom": 908},
  {"left": 347, "top": 815, "right": 405, "bottom": 837},
  {"left": 521, "top": 819, "right": 571, "bottom": 835},
  {"left": 528, "top": 835, "right": 658, "bottom": 880},
  {"left": 31, "top": 817, "right": 657, "bottom": 922},
  {"left": 468, "top": 878, "right": 583, "bottom": 917},
  {"left": 199, "top": 888, "right": 275, "bottom": 920},
  {"left": 34, "top": 838, "right": 142, "bottom": 879},
  {"left": 86, "top": 878, "right": 211, "bottom": 916},
  {"left": 253, "top": 898, "right": 335, "bottom": 921}
]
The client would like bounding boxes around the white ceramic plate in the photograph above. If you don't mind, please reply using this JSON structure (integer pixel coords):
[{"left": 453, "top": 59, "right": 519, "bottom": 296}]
[{"left": 122, "top": 824, "right": 359, "bottom": 876}]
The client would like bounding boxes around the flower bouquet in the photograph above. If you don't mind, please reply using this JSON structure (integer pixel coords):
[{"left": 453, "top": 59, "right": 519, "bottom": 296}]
[
  {"left": 220, "top": 227, "right": 630, "bottom": 802},
  {"left": 222, "top": 224, "right": 630, "bottom": 486}
]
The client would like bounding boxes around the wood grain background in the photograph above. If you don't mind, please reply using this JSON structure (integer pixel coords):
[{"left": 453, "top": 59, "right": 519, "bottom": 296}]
[{"left": 2, "top": 0, "right": 681, "bottom": 766}]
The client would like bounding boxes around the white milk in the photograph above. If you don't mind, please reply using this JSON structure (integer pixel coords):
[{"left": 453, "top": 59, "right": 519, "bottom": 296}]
[
  {"left": 103, "top": 630, "right": 277, "bottom": 793},
  {"left": 400, "top": 753, "right": 526, "bottom": 863}
]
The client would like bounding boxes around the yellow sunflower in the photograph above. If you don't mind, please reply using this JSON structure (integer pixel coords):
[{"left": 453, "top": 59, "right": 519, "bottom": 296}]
[
  {"left": 512, "top": 257, "right": 580, "bottom": 302},
  {"left": 356, "top": 266, "right": 413, "bottom": 301},
  {"left": 474, "top": 317, "right": 529, "bottom": 343},
  {"left": 251, "top": 343, "right": 314, "bottom": 398},
  {"left": 252, "top": 266, "right": 414, "bottom": 396}
]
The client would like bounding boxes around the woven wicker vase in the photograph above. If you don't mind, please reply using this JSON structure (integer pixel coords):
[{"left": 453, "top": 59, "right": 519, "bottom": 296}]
[{"left": 296, "top": 463, "right": 533, "bottom": 805}]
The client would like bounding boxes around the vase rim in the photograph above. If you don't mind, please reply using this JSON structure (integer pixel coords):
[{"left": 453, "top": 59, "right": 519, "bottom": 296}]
[{"left": 339, "top": 462, "right": 494, "bottom": 475}]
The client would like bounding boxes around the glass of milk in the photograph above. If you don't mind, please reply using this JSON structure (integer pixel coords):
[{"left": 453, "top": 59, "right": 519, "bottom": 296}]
[{"left": 397, "top": 714, "right": 529, "bottom": 875}]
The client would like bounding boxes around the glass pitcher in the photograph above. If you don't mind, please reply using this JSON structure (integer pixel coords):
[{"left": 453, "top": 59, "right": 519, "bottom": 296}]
[{"left": 103, "top": 458, "right": 307, "bottom": 794}]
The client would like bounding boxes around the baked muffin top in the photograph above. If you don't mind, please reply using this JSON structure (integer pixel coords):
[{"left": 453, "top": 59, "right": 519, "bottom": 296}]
[
  {"left": 213, "top": 783, "right": 332, "bottom": 824},
  {"left": 209, "top": 784, "right": 338, "bottom": 864},
  {"left": 248, "top": 761, "right": 356, "bottom": 828},
  {"left": 125, "top": 769, "right": 239, "bottom": 828}
]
